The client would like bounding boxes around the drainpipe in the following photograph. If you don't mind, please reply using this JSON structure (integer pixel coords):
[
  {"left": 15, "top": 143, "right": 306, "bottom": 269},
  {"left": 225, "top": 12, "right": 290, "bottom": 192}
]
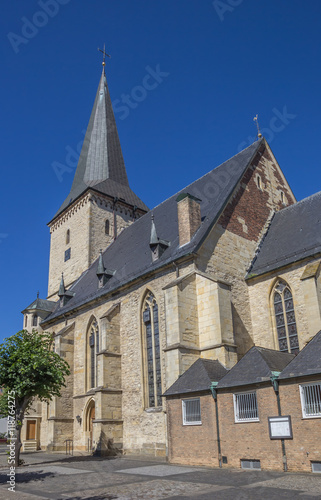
[
  {"left": 210, "top": 382, "right": 222, "bottom": 468},
  {"left": 271, "top": 371, "right": 287, "bottom": 472}
]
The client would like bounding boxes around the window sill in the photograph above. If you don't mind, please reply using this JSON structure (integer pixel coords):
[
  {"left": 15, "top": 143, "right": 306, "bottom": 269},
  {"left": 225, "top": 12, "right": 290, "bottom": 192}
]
[
  {"left": 302, "top": 415, "right": 321, "bottom": 420},
  {"left": 234, "top": 419, "right": 260, "bottom": 424},
  {"left": 183, "top": 422, "right": 202, "bottom": 426},
  {"left": 144, "top": 407, "right": 163, "bottom": 413}
]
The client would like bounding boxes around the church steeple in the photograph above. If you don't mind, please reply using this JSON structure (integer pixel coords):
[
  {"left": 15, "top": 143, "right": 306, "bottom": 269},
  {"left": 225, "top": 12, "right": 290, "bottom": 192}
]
[
  {"left": 51, "top": 66, "right": 148, "bottom": 222},
  {"left": 47, "top": 64, "right": 148, "bottom": 299},
  {"left": 72, "top": 67, "right": 129, "bottom": 189}
]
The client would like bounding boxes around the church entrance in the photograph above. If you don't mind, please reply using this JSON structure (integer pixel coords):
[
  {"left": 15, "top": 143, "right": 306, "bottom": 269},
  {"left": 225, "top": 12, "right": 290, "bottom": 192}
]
[
  {"left": 86, "top": 400, "right": 95, "bottom": 452},
  {"left": 26, "top": 420, "right": 36, "bottom": 440}
]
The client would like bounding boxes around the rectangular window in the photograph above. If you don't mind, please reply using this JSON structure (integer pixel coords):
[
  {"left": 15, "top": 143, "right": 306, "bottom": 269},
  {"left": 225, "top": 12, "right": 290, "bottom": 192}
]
[
  {"left": 311, "top": 462, "right": 321, "bottom": 473},
  {"left": 300, "top": 383, "right": 321, "bottom": 418},
  {"left": 182, "top": 398, "right": 201, "bottom": 425},
  {"left": 64, "top": 248, "right": 71, "bottom": 262},
  {"left": 234, "top": 392, "right": 259, "bottom": 422},
  {"left": 241, "top": 459, "right": 261, "bottom": 470}
]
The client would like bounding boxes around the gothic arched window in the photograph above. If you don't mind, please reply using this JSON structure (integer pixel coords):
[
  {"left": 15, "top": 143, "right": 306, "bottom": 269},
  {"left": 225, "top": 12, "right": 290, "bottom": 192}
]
[
  {"left": 88, "top": 319, "right": 99, "bottom": 389},
  {"left": 32, "top": 314, "right": 38, "bottom": 327},
  {"left": 273, "top": 280, "right": 299, "bottom": 354},
  {"left": 25, "top": 315, "right": 28, "bottom": 327},
  {"left": 142, "top": 292, "right": 162, "bottom": 408}
]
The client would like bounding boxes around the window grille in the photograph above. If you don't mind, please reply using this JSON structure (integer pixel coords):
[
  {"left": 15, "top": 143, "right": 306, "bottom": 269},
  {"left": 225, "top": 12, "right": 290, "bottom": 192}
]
[
  {"left": 241, "top": 459, "right": 261, "bottom": 470},
  {"left": 300, "top": 383, "right": 321, "bottom": 418},
  {"left": 273, "top": 280, "right": 299, "bottom": 354},
  {"left": 234, "top": 392, "right": 259, "bottom": 422},
  {"left": 182, "top": 398, "right": 201, "bottom": 425},
  {"left": 142, "top": 292, "right": 162, "bottom": 408}
]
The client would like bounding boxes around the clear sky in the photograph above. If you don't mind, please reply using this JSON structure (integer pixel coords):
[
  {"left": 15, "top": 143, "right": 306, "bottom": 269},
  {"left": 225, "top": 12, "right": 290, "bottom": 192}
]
[{"left": 1, "top": 0, "right": 320, "bottom": 342}]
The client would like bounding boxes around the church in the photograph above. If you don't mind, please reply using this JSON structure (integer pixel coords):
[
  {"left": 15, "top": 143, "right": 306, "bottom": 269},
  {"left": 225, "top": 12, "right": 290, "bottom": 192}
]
[{"left": 20, "top": 62, "right": 321, "bottom": 461}]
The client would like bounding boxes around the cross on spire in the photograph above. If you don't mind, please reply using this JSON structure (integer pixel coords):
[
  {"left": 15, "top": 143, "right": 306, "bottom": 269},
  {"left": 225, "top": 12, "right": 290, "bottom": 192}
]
[
  {"left": 253, "top": 114, "right": 262, "bottom": 139},
  {"left": 98, "top": 44, "right": 111, "bottom": 67}
]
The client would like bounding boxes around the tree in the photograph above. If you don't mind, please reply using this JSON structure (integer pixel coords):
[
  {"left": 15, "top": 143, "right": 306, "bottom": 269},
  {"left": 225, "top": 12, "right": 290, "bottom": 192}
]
[{"left": 0, "top": 330, "right": 70, "bottom": 466}]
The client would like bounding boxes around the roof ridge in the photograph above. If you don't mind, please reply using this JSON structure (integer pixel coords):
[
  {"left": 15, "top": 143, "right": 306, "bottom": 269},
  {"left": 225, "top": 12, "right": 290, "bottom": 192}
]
[{"left": 141, "top": 139, "right": 263, "bottom": 215}]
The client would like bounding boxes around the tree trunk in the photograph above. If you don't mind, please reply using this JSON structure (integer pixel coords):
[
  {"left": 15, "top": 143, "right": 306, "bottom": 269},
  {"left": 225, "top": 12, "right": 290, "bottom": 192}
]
[{"left": 9, "top": 398, "right": 30, "bottom": 467}]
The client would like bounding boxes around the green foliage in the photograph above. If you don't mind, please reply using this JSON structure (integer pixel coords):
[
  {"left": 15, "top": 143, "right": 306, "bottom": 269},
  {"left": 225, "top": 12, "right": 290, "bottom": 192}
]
[{"left": 0, "top": 330, "right": 70, "bottom": 413}]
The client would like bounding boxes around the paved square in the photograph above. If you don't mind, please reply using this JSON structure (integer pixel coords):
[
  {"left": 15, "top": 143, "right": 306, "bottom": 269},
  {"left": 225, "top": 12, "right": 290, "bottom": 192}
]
[
  {"left": 116, "top": 465, "right": 204, "bottom": 477},
  {"left": 21, "top": 465, "right": 93, "bottom": 476}
]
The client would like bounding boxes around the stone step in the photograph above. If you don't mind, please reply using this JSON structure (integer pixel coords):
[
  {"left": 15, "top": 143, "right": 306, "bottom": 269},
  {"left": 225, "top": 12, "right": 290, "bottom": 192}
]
[{"left": 23, "top": 440, "right": 37, "bottom": 452}]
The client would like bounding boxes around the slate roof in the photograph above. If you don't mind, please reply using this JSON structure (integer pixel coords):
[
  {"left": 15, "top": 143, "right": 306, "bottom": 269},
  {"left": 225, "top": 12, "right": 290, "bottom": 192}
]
[
  {"left": 279, "top": 330, "right": 321, "bottom": 379},
  {"left": 163, "top": 358, "right": 228, "bottom": 396},
  {"left": 42, "top": 139, "right": 264, "bottom": 324},
  {"left": 50, "top": 68, "right": 148, "bottom": 222},
  {"left": 216, "top": 346, "right": 294, "bottom": 388},
  {"left": 248, "top": 191, "right": 321, "bottom": 278},
  {"left": 22, "top": 297, "right": 56, "bottom": 314}
]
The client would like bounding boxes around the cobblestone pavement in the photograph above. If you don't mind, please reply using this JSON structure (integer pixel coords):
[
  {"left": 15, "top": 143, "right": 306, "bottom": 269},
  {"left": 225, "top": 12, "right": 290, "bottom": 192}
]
[{"left": 0, "top": 450, "right": 321, "bottom": 499}]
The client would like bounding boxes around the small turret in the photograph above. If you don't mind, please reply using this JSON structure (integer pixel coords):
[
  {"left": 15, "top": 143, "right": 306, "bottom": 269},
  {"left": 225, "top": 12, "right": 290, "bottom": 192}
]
[
  {"left": 58, "top": 273, "right": 75, "bottom": 307},
  {"left": 96, "top": 250, "right": 115, "bottom": 288},
  {"left": 149, "top": 214, "right": 170, "bottom": 262}
]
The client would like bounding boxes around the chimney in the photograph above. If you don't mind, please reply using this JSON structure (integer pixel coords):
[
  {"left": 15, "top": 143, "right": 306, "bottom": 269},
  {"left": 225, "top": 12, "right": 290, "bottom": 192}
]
[{"left": 176, "top": 193, "right": 202, "bottom": 246}]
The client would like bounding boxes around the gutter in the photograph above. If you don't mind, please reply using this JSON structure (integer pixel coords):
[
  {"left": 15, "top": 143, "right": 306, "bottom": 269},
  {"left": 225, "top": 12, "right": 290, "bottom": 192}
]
[
  {"left": 41, "top": 253, "right": 196, "bottom": 328},
  {"left": 210, "top": 382, "right": 222, "bottom": 468},
  {"left": 270, "top": 371, "right": 288, "bottom": 472}
]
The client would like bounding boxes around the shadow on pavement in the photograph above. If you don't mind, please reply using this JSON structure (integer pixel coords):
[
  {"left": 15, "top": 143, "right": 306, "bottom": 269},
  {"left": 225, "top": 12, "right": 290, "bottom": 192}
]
[{"left": 0, "top": 470, "right": 55, "bottom": 484}]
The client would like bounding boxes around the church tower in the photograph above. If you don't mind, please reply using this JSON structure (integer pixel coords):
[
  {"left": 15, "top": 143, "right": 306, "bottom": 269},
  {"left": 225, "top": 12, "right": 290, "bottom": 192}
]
[{"left": 47, "top": 66, "right": 148, "bottom": 299}]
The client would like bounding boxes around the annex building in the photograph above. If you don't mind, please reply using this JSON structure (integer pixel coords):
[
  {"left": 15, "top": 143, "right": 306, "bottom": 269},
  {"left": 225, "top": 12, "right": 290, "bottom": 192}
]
[{"left": 21, "top": 65, "right": 321, "bottom": 470}]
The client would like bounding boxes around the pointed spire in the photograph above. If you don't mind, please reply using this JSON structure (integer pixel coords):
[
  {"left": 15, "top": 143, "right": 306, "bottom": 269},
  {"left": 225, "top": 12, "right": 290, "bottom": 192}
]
[
  {"left": 96, "top": 250, "right": 105, "bottom": 276},
  {"left": 50, "top": 66, "right": 148, "bottom": 222},
  {"left": 58, "top": 273, "right": 65, "bottom": 297},
  {"left": 150, "top": 214, "right": 159, "bottom": 245}
]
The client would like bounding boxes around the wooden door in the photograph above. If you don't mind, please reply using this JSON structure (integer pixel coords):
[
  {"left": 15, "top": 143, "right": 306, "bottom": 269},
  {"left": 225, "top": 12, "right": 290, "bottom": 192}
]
[{"left": 26, "top": 420, "right": 36, "bottom": 440}]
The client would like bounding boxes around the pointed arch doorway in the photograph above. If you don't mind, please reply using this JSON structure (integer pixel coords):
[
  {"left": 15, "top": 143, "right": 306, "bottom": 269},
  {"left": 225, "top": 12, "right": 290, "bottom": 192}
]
[{"left": 86, "top": 400, "right": 95, "bottom": 452}]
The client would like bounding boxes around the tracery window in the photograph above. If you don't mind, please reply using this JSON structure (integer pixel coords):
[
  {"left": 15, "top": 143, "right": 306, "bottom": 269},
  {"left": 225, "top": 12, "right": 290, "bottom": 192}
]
[
  {"left": 142, "top": 292, "right": 162, "bottom": 407},
  {"left": 88, "top": 320, "right": 99, "bottom": 389},
  {"left": 273, "top": 280, "right": 299, "bottom": 354}
]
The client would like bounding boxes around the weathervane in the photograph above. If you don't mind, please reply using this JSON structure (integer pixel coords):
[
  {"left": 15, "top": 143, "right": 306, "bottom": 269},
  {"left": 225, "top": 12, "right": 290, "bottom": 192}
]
[
  {"left": 98, "top": 44, "right": 111, "bottom": 66},
  {"left": 253, "top": 114, "right": 262, "bottom": 138}
]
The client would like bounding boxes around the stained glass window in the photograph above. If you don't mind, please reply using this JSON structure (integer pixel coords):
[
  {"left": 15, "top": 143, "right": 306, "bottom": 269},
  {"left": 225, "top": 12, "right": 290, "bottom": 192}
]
[
  {"left": 143, "top": 292, "right": 162, "bottom": 407},
  {"left": 88, "top": 320, "right": 99, "bottom": 389},
  {"left": 273, "top": 281, "right": 299, "bottom": 354}
]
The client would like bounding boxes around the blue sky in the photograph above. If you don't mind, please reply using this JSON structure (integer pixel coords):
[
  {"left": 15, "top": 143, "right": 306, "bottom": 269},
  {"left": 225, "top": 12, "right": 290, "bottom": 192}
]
[{"left": 0, "top": 0, "right": 320, "bottom": 342}]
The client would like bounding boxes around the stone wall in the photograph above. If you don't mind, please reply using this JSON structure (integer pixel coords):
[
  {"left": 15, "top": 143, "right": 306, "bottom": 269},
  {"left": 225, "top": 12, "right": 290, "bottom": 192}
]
[
  {"left": 247, "top": 258, "right": 321, "bottom": 351},
  {"left": 196, "top": 143, "right": 296, "bottom": 359},
  {"left": 48, "top": 192, "right": 144, "bottom": 299}
]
